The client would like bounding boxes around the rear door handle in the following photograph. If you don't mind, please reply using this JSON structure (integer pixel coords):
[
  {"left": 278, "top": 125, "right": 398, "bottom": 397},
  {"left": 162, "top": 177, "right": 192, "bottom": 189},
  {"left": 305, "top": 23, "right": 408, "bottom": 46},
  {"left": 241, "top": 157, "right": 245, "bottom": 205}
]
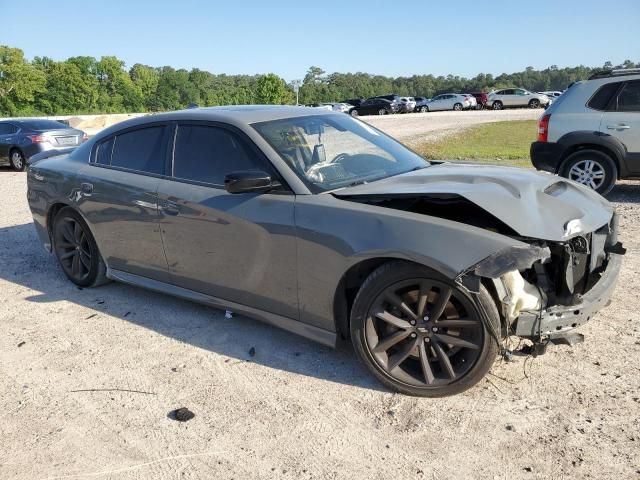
[{"left": 606, "top": 124, "right": 631, "bottom": 130}]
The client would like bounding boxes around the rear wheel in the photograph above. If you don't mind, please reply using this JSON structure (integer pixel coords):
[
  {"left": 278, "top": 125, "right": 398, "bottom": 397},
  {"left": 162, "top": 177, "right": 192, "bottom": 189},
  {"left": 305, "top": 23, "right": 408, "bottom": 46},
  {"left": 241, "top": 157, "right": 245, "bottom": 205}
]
[
  {"left": 419, "top": 106, "right": 429, "bottom": 113},
  {"left": 561, "top": 149, "right": 617, "bottom": 195},
  {"left": 9, "top": 149, "right": 26, "bottom": 171},
  {"left": 453, "top": 103, "right": 463, "bottom": 111},
  {"left": 529, "top": 99, "right": 540, "bottom": 109},
  {"left": 53, "top": 207, "right": 108, "bottom": 287},
  {"left": 492, "top": 101, "right": 503, "bottom": 110},
  {"left": 350, "top": 261, "right": 500, "bottom": 397}
]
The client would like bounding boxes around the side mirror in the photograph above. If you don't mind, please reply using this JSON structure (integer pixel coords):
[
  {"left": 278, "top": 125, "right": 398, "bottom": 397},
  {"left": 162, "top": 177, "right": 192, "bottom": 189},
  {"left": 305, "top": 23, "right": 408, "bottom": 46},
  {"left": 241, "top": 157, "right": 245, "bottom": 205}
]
[{"left": 224, "top": 170, "right": 275, "bottom": 194}]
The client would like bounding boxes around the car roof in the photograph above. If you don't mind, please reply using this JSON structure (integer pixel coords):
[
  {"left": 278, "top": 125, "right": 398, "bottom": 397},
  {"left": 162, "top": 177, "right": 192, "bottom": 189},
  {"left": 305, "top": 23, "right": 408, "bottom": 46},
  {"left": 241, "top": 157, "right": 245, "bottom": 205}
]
[{"left": 92, "top": 105, "right": 342, "bottom": 140}]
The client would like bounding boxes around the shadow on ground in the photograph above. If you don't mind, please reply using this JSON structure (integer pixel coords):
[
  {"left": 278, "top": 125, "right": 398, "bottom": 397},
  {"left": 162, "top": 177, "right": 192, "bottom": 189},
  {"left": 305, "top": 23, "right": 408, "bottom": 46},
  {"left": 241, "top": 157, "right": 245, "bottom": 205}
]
[{"left": 0, "top": 222, "right": 382, "bottom": 392}]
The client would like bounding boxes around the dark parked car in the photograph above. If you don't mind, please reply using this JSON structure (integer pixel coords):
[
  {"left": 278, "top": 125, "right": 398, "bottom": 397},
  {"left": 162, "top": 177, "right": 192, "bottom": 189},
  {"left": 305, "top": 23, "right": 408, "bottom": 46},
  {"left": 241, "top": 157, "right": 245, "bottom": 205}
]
[
  {"left": 0, "top": 119, "right": 86, "bottom": 171},
  {"left": 27, "top": 106, "right": 623, "bottom": 397},
  {"left": 414, "top": 96, "right": 431, "bottom": 112},
  {"left": 470, "top": 92, "right": 489, "bottom": 109},
  {"left": 349, "top": 98, "right": 397, "bottom": 117}
]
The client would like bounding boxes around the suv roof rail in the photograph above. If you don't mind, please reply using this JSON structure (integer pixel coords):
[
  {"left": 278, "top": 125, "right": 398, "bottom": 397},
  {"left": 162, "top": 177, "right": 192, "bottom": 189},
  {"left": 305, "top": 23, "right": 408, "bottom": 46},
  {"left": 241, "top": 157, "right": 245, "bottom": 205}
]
[{"left": 589, "top": 68, "right": 640, "bottom": 80}]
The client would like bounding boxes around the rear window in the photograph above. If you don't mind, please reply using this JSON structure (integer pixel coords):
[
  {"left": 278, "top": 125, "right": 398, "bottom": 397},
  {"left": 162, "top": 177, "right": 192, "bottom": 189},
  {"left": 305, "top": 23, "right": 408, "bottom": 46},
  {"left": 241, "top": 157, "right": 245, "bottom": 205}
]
[
  {"left": 22, "top": 120, "right": 69, "bottom": 130},
  {"left": 110, "top": 126, "right": 165, "bottom": 174},
  {"left": 616, "top": 80, "right": 640, "bottom": 112},
  {"left": 95, "top": 137, "right": 114, "bottom": 165},
  {"left": 587, "top": 82, "right": 623, "bottom": 111}
]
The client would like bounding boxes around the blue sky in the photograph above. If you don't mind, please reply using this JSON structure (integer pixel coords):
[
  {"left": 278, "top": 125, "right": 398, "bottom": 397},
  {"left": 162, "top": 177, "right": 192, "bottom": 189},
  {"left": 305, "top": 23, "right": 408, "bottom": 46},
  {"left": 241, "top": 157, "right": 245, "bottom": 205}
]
[{"left": 2, "top": 0, "right": 638, "bottom": 80}]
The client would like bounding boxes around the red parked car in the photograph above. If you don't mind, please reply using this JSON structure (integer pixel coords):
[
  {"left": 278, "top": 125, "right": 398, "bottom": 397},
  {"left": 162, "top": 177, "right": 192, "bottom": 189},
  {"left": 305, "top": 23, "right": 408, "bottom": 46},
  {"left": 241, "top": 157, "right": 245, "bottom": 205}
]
[{"left": 470, "top": 92, "right": 489, "bottom": 110}]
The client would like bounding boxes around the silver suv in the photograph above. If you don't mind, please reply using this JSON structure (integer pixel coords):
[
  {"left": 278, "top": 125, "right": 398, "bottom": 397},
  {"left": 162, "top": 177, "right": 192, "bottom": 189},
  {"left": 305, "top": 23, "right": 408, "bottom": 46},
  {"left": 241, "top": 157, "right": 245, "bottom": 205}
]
[
  {"left": 487, "top": 88, "right": 550, "bottom": 109},
  {"left": 530, "top": 68, "right": 640, "bottom": 195}
]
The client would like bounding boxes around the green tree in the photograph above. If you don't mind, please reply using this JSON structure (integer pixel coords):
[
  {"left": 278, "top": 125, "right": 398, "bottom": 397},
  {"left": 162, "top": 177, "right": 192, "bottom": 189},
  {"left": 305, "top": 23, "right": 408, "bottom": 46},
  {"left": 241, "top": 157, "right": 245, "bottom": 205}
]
[
  {"left": 255, "top": 73, "right": 293, "bottom": 104},
  {"left": 0, "top": 46, "right": 46, "bottom": 115}
]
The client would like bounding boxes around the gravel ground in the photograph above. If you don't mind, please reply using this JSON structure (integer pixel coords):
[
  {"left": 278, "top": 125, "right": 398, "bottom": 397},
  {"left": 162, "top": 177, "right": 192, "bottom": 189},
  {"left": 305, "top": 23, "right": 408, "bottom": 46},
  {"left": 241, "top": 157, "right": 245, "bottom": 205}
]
[
  {"left": 0, "top": 115, "right": 638, "bottom": 479},
  {"left": 364, "top": 108, "right": 542, "bottom": 145}
]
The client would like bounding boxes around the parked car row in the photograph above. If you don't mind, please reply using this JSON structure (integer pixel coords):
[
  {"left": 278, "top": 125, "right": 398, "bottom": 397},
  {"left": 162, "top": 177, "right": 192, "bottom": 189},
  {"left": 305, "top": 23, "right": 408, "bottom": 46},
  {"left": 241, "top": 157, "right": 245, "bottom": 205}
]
[{"left": 336, "top": 88, "right": 551, "bottom": 116}]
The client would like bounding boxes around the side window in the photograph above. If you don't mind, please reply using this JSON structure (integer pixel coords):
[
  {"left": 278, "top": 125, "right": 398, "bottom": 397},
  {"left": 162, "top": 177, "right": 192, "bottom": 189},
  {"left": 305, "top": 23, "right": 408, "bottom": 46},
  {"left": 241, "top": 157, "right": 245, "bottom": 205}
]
[
  {"left": 616, "top": 81, "right": 640, "bottom": 112},
  {"left": 587, "top": 82, "right": 622, "bottom": 111},
  {"left": 173, "top": 125, "right": 265, "bottom": 186},
  {"left": 0, "top": 124, "right": 9, "bottom": 135},
  {"left": 111, "top": 126, "right": 165, "bottom": 174},
  {"left": 95, "top": 137, "right": 114, "bottom": 165}
]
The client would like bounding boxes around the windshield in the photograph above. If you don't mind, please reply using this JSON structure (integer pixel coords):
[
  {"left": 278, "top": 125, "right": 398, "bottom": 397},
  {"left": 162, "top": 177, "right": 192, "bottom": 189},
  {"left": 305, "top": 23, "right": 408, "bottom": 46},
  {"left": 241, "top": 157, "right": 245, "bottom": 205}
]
[{"left": 253, "top": 114, "right": 429, "bottom": 192}]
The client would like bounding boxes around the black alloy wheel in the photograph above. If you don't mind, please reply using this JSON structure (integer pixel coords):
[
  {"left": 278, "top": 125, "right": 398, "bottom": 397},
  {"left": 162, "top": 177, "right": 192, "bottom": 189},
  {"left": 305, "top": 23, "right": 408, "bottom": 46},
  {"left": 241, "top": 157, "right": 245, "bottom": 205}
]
[{"left": 351, "top": 262, "right": 500, "bottom": 397}]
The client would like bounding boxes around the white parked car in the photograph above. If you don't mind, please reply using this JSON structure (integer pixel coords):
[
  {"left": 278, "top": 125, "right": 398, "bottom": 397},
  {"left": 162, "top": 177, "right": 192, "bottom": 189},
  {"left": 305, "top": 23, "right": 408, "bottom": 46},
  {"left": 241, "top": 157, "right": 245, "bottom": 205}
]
[
  {"left": 461, "top": 94, "right": 477, "bottom": 109},
  {"left": 397, "top": 97, "right": 417, "bottom": 113},
  {"left": 424, "top": 93, "right": 469, "bottom": 112},
  {"left": 487, "top": 88, "right": 550, "bottom": 109}
]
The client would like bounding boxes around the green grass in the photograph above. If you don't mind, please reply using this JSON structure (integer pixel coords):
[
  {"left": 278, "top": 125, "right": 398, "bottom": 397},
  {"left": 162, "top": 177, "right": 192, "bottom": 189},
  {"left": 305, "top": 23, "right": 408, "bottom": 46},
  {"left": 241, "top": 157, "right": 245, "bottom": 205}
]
[{"left": 414, "top": 120, "right": 537, "bottom": 168}]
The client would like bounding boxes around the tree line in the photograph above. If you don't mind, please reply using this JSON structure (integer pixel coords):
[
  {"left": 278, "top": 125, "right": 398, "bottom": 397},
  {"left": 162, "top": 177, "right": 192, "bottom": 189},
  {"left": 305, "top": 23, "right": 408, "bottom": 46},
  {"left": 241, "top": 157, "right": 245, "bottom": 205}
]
[{"left": 0, "top": 45, "right": 637, "bottom": 117}]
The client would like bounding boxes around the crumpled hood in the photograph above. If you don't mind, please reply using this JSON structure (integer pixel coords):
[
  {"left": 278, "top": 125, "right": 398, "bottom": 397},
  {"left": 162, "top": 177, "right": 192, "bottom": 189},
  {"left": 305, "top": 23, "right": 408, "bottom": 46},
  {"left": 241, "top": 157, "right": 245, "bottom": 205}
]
[{"left": 333, "top": 163, "right": 614, "bottom": 241}]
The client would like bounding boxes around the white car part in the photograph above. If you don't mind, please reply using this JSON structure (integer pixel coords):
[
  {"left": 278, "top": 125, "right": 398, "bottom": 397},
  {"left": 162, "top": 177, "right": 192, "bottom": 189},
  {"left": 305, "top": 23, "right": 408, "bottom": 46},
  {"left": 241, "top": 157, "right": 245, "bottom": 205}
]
[{"left": 499, "top": 270, "right": 545, "bottom": 321}]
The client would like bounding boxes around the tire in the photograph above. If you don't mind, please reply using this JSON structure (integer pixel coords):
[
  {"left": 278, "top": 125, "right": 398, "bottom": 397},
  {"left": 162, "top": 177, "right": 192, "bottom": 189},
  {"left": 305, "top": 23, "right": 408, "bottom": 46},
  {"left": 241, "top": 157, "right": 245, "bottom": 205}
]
[
  {"left": 453, "top": 103, "right": 463, "bottom": 111},
  {"left": 52, "top": 207, "right": 109, "bottom": 288},
  {"left": 419, "top": 106, "right": 428, "bottom": 113},
  {"left": 528, "top": 99, "right": 540, "bottom": 109},
  {"left": 476, "top": 104, "right": 484, "bottom": 110},
  {"left": 492, "top": 101, "right": 503, "bottom": 110},
  {"left": 350, "top": 261, "right": 501, "bottom": 397},
  {"left": 9, "top": 149, "right": 26, "bottom": 171},
  {"left": 560, "top": 149, "right": 617, "bottom": 195},
  {"left": 350, "top": 109, "right": 359, "bottom": 118},
  {"left": 378, "top": 108, "right": 387, "bottom": 115}
]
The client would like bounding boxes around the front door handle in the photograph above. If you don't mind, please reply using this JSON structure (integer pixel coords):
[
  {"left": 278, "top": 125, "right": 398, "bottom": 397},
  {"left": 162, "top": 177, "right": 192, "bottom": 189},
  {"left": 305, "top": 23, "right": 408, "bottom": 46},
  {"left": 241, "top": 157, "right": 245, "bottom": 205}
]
[{"left": 606, "top": 124, "right": 631, "bottom": 130}]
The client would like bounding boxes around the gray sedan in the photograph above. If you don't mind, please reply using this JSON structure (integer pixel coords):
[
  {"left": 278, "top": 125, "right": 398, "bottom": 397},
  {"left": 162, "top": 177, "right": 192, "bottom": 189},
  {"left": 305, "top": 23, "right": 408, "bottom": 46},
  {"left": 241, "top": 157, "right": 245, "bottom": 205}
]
[
  {"left": 26, "top": 106, "right": 623, "bottom": 397},
  {"left": 0, "top": 119, "right": 86, "bottom": 171}
]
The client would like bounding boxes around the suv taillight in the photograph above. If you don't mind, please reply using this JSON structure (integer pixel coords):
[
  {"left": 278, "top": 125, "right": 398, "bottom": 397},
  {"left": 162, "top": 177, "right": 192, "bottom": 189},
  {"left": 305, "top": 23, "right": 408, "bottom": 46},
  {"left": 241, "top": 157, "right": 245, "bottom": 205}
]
[{"left": 537, "top": 114, "right": 550, "bottom": 142}]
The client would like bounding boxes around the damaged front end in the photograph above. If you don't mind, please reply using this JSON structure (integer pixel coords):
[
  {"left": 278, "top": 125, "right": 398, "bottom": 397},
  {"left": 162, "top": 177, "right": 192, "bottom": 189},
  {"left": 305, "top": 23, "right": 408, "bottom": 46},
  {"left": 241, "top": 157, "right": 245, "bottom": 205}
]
[{"left": 459, "top": 212, "right": 625, "bottom": 352}]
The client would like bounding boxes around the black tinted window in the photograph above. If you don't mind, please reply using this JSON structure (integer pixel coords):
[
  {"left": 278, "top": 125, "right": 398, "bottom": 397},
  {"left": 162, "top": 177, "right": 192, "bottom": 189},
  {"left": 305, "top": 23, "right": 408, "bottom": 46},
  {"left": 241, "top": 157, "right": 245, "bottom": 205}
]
[
  {"left": 22, "top": 120, "right": 69, "bottom": 130},
  {"left": 95, "top": 137, "right": 114, "bottom": 165},
  {"left": 0, "top": 124, "right": 15, "bottom": 134},
  {"left": 111, "top": 126, "right": 165, "bottom": 174},
  {"left": 173, "top": 125, "right": 263, "bottom": 185},
  {"left": 587, "top": 82, "right": 622, "bottom": 111},
  {"left": 617, "top": 81, "right": 640, "bottom": 112}
]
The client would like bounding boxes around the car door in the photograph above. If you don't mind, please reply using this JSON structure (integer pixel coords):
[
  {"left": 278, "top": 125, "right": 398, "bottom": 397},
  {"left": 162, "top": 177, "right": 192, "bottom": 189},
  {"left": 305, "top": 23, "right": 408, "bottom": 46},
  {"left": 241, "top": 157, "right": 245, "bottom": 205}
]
[
  {"left": 0, "top": 123, "right": 18, "bottom": 162},
  {"left": 156, "top": 122, "right": 299, "bottom": 320},
  {"left": 514, "top": 89, "right": 529, "bottom": 107},
  {"left": 499, "top": 89, "right": 515, "bottom": 106},
  {"left": 600, "top": 79, "right": 640, "bottom": 173},
  {"left": 429, "top": 95, "right": 443, "bottom": 111},
  {"left": 79, "top": 123, "right": 170, "bottom": 282}
]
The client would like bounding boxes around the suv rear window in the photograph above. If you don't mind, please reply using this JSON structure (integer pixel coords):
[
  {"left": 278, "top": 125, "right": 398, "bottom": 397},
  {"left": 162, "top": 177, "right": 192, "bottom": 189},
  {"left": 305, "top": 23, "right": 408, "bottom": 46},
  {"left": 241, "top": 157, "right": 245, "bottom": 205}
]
[
  {"left": 617, "top": 80, "right": 640, "bottom": 112},
  {"left": 587, "top": 82, "right": 623, "bottom": 111}
]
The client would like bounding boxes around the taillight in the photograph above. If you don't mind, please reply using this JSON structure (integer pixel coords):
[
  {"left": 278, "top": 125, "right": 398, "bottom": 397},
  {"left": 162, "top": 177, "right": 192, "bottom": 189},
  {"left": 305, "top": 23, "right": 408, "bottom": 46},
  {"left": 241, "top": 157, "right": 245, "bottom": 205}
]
[
  {"left": 27, "top": 134, "right": 47, "bottom": 144},
  {"left": 537, "top": 114, "right": 550, "bottom": 142},
  {"left": 82, "top": 132, "right": 89, "bottom": 143}
]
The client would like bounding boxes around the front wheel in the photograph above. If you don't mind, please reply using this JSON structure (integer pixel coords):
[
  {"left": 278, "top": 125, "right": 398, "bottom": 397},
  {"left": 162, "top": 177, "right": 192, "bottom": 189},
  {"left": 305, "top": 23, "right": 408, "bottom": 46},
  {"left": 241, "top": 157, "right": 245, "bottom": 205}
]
[
  {"left": 53, "top": 207, "right": 109, "bottom": 287},
  {"left": 453, "top": 103, "right": 463, "bottom": 111},
  {"left": 350, "top": 109, "right": 359, "bottom": 118},
  {"left": 9, "top": 149, "right": 26, "bottom": 171},
  {"left": 378, "top": 108, "right": 387, "bottom": 115},
  {"left": 561, "top": 149, "right": 617, "bottom": 195},
  {"left": 350, "top": 261, "right": 500, "bottom": 397},
  {"left": 529, "top": 99, "right": 540, "bottom": 109}
]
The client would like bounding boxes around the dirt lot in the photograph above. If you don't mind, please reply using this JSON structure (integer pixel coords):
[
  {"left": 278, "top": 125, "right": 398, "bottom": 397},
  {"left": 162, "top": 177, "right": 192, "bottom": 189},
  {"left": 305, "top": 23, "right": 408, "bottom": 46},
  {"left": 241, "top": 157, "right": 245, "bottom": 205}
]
[
  {"left": 364, "top": 109, "right": 541, "bottom": 145},
  {"left": 0, "top": 114, "right": 638, "bottom": 479}
]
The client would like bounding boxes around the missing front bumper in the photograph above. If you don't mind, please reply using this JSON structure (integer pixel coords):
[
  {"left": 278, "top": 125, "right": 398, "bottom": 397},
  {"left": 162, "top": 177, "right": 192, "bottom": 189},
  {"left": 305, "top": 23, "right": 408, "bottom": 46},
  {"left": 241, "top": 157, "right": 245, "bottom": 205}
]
[{"left": 514, "top": 253, "right": 622, "bottom": 338}]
